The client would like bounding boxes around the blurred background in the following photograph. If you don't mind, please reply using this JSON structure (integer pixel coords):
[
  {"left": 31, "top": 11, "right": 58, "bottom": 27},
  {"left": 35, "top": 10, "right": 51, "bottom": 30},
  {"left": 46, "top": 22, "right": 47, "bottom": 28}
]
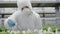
[{"left": 0, "top": 0, "right": 60, "bottom": 32}]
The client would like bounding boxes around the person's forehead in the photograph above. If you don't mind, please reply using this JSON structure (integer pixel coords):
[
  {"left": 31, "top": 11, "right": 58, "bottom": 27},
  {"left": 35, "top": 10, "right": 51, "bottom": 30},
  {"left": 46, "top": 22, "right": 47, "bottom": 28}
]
[
  {"left": 22, "top": 6, "right": 29, "bottom": 8},
  {"left": 21, "top": 6, "right": 29, "bottom": 10}
]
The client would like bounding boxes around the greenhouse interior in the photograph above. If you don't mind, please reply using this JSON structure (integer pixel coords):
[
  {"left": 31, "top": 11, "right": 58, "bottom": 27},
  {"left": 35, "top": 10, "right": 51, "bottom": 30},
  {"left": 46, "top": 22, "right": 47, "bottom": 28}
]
[{"left": 0, "top": 0, "right": 60, "bottom": 34}]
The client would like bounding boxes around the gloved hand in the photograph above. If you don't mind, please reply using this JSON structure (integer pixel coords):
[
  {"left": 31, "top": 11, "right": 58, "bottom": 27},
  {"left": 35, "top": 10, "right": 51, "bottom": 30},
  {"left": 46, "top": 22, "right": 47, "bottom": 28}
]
[{"left": 7, "top": 19, "right": 15, "bottom": 27}]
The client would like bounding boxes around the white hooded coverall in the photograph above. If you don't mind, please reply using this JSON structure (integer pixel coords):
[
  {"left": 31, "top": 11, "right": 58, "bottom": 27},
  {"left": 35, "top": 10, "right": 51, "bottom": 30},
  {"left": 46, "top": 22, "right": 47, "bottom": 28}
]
[{"left": 4, "top": 0, "right": 42, "bottom": 31}]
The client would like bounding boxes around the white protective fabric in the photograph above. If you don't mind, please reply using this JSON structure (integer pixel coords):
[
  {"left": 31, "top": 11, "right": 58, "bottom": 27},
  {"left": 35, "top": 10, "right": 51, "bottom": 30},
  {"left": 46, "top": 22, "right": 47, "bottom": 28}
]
[
  {"left": 22, "top": 8, "right": 33, "bottom": 16},
  {"left": 4, "top": 0, "right": 42, "bottom": 31}
]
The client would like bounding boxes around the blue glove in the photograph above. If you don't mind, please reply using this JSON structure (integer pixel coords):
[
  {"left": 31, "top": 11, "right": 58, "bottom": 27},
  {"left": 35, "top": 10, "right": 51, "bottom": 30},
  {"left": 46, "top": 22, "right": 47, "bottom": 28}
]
[{"left": 7, "top": 19, "right": 15, "bottom": 27}]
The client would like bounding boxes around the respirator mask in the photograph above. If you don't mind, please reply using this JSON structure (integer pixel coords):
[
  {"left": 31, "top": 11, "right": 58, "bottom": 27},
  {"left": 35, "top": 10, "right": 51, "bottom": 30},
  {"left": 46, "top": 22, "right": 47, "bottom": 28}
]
[{"left": 22, "top": 6, "right": 32, "bottom": 15}]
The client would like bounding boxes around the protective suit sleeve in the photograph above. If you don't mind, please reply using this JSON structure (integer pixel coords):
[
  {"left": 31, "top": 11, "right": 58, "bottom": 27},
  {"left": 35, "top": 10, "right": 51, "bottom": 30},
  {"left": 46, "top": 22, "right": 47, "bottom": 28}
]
[
  {"left": 4, "top": 12, "right": 18, "bottom": 29},
  {"left": 35, "top": 13, "right": 42, "bottom": 30},
  {"left": 4, "top": 19, "right": 16, "bottom": 29}
]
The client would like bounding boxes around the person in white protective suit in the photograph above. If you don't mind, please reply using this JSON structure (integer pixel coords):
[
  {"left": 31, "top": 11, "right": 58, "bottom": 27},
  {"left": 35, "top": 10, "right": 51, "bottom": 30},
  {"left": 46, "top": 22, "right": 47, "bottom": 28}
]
[{"left": 4, "top": 0, "right": 42, "bottom": 31}]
